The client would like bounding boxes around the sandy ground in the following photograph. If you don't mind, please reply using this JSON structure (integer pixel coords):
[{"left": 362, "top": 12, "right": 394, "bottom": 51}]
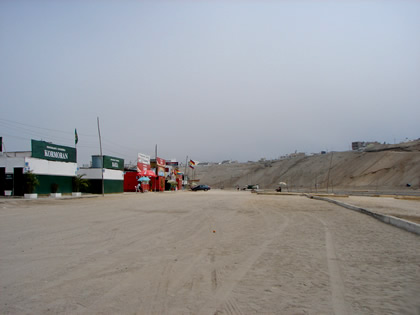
[
  {"left": 328, "top": 195, "right": 420, "bottom": 224},
  {"left": 0, "top": 191, "right": 419, "bottom": 314},
  {"left": 194, "top": 145, "right": 420, "bottom": 192}
]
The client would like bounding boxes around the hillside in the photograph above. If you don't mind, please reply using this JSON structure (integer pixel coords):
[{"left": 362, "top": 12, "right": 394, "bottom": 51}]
[{"left": 192, "top": 140, "right": 420, "bottom": 192}]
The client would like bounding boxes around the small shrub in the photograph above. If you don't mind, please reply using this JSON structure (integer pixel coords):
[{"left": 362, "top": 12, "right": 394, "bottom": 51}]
[
  {"left": 24, "top": 171, "right": 39, "bottom": 194},
  {"left": 73, "top": 174, "right": 89, "bottom": 192}
]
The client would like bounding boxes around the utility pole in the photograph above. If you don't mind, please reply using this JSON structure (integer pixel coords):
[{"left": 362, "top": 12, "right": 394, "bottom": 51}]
[
  {"left": 155, "top": 144, "right": 157, "bottom": 160},
  {"left": 326, "top": 151, "right": 334, "bottom": 193},
  {"left": 155, "top": 144, "right": 158, "bottom": 192},
  {"left": 184, "top": 156, "right": 188, "bottom": 175},
  {"left": 97, "top": 117, "right": 104, "bottom": 196}
]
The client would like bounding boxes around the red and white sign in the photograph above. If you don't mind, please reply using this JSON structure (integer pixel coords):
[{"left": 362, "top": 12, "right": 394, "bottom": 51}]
[
  {"left": 137, "top": 153, "right": 151, "bottom": 176},
  {"left": 138, "top": 153, "right": 150, "bottom": 165},
  {"left": 156, "top": 157, "right": 166, "bottom": 166}
]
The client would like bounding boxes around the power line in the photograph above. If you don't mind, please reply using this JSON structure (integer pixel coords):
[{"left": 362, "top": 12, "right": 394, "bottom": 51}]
[
  {"left": 0, "top": 118, "right": 97, "bottom": 137},
  {"left": 102, "top": 138, "right": 141, "bottom": 152},
  {"left": 0, "top": 133, "right": 30, "bottom": 142},
  {"left": 0, "top": 122, "right": 72, "bottom": 143},
  {"left": 0, "top": 118, "right": 142, "bottom": 161},
  {"left": 0, "top": 118, "right": 71, "bottom": 134}
]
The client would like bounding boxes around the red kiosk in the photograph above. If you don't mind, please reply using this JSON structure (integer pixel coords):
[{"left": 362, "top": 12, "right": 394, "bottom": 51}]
[
  {"left": 123, "top": 171, "right": 138, "bottom": 192},
  {"left": 150, "top": 157, "right": 166, "bottom": 192},
  {"left": 136, "top": 153, "right": 156, "bottom": 192}
]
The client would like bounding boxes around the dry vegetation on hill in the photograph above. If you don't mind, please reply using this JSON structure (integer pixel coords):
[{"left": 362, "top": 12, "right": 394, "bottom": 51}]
[{"left": 194, "top": 140, "right": 420, "bottom": 192}]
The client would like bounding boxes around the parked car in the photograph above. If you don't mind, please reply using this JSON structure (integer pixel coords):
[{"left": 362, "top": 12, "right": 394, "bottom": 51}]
[
  {"left": 191, "top": 185, "right": 211, "bottom": 191},
  {"left": 241, "top": 184, "right": 259, "bottom": 191}
]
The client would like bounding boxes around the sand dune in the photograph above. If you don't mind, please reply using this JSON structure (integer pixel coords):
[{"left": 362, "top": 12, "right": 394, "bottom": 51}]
[{"left": 194, "top": 140, "right": 420, "bottom": 192}]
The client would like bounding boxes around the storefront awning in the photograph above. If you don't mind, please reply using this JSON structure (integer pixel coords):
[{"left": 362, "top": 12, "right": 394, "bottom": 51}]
[
  {"left": 147, "top": 170, "right": 156, "bottom": 177},
  {"left": 138, "top": 170, "right": 157, "bottom": 177}
]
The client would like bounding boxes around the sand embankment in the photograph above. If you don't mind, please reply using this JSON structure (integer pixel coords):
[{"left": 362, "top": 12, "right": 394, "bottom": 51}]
[{"left": 194, "top": 140, "right": 420, "bottom": 192}]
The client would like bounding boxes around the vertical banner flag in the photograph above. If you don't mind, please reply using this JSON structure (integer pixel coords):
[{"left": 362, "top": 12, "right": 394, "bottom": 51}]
[
  {"left": 75, "top": 129, "right": 78, "bottom": 145},
  {"left": 189, "top": 159, "right": 198, "bottom": 169}
]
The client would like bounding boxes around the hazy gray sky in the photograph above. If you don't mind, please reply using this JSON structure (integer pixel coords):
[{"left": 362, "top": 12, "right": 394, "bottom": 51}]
[{"left": 1, "top": 0, "right": 419, "bottom": 165}]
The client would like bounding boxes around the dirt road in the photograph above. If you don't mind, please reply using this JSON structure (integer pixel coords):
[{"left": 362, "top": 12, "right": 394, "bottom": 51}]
[{"left": 1, "top": 191, "right": 419, "bottom": 314}]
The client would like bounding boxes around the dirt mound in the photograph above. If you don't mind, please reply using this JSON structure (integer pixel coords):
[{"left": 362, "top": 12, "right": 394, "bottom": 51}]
[
  {"left": 194, "top": 141, "right": 420, "bottom": 192},
  {"left": 364, "top": 139, "right": 420, "bottom": 152}
]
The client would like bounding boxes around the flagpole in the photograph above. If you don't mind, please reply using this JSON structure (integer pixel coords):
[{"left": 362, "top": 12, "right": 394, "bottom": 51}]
[
  {"left": 184, "top": 155, "right": 188, "bottom": 188},
  {"left": 97, "top": 117, "right": 104, "bottom": 197},
  {"left": 74, "top": 129, "right": 77, "bottom": 165},
  {"left": 184, "top": 155, "right": 188, "bottom": 178}
]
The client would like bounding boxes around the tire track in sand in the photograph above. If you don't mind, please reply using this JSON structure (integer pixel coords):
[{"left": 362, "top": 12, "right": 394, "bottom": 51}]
[
  {"left": 308, "top": 213, "right": 348, "bottom": 315},
  {"left": 198, "top": 198, "right": 289, "bottom": 315}
]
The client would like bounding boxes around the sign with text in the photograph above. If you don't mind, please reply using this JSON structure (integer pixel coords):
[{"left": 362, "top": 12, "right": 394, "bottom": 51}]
[
  {"left": 151, "top": 157, "right": 166, "bottom": 168},
  {"left": 138, "top": 153, "right": 150, "bottom": 165},
  {"left": 137, "top": 153, "right": 151, "bottom": 175},
  {"left": 31, "top": 139, "right": 76, "bottom": 163},
  {"left": 103, "top": 155, "right": 124, "bottom": 170}
]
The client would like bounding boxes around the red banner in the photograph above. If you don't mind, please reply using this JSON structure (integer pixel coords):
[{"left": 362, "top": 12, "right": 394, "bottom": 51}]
[
  {"left": 137, "top": 162, "right": 150, "bottom": 176},
  {"left": 137, "top": 153, "right": 151, "bottom": 176},
  {"left": 156, "top": 157, "right": 166, "bottom": 166}
]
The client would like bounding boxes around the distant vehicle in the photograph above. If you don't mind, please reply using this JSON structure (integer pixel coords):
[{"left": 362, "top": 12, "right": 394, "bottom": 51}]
[
  {"left": 191, "top": 185, "right": 211, "bottom": 191},
  {"left": 242, "top": 184, "right": 259, "bottom": 191}
]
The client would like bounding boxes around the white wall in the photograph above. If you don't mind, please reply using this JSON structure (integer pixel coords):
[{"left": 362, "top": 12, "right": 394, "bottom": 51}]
[
  {"left": 26, "top": 158, "right": 77, "bottom": 176},
  {"left": 1, "top": 151, "right": 78, "bottom": 178},
  {"left": 0, "top": 156, "right": 26, "bottom": 172},
  {"left": 0, "top": 156, "right": 77, "bottom": 176},
  {"left": 77, "top": 168, "right": 123, "bottom": 180}
]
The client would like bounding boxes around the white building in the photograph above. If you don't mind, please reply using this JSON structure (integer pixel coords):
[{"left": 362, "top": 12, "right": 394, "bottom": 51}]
[{"left": 0, "top": 139, "right": 77, "bottom": 196}]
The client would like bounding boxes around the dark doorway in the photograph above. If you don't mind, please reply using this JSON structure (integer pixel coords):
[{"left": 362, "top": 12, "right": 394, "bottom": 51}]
[
  {"left": 13, "top": 168, "right": 24, "bottom": 196},
  {"left": 0, "top": 168, "right": 5, "bottom": 196}
]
